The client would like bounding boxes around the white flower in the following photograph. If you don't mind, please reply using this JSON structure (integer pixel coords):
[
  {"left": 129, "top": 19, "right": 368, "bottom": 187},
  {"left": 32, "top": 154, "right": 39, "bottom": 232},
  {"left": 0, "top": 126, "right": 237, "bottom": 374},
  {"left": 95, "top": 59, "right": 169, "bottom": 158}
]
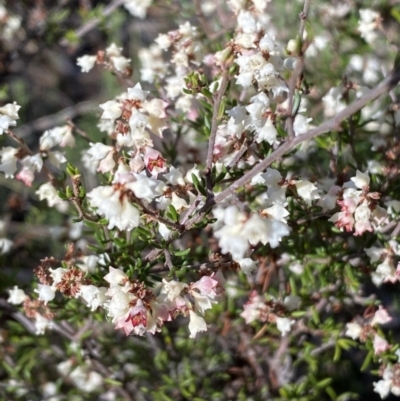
[
  {"left": 345, "top": 322, "right": 362, "bottom": 340},
  {"left": 161, "top": 279, "right": 188, "bottom": 302},
  {"left": 0, "top": 102, "right": 21, "bottom": 134},
  {"left": 76, "top": 55, "right": 96, "bottom": 73},
  {"left": 123, "top": 0, "right": 152, "bottom": 19},
  {"left": 104, "top": 266, "right": 128, "bottom": 286},
  {"left": 35, "top": 284, "right": 56, "bottom": 304},
  {"left": 255, "top": 118, "right": 278, "bottom": 144},
  {"left": 358, "top": 9, "right": 380, "bottom": 44},
  {"left": 238, "top": 258, "right": 258, "bottom": 275},
  {"left": 99, "top": 101, "right": 122, "bottom": 122},
  {"left": 276, "top": 317, "right": 295, "bottom": 336},
  {"left": 374, "top": 379, "right": 391, "bottom": 399},
  {"left": 188, "top": 310, "right": 207, "bottom": 338},
  {"left": 77, "top": 255, "right": 99, "bottom": 273},
  {"left": 35, "top": 315, "right": 53, "bottom": 335},
  {"left": 126, "top": 174, "right": 165, "bottom": 202},
  {"left": 7, "top": 286, "right": 27, "bottom": 305},
  {"left": 351, "top": 170, "right": 370, "bottom": 189},
  {"left": 0, "top": 147, "right": 18, "bottom": 178},
  {"left": 295, "top": 180, "right": 320, "bottom": 205},
  {"left": 0, "top": 238, "right": 13, "bottom": 254},
  {"left": 36, "top": 182, "right": 62, "bottom": 207},
  {"left": 106, "top": 43, "right": 122, "bottom": 57},
  {"left": 79, "top": 285, "right": 107, "bottom": 311},
  {"left": 110, "top": 56, "right": 131, "bottom": 72},
  {"left": 70, "top": 366, "right": 103, "bottom": 392},
  {"left": 40, "top": 126, "right": 75, "bottom": 150},
  {"left": 87, "top": 186, "right": 140, "bottom": 231}
]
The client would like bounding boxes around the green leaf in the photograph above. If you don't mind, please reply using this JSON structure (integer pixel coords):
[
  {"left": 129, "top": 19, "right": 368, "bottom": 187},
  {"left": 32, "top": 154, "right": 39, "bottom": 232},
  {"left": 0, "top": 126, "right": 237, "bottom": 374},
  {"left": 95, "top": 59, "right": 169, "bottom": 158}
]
[
  {"left": 174, "top": 248, "right": 191, "bottom": 256},
  {"left": 166, "top": 204, "right": 178, "bottom": 222},
  {"left": 360, "top": 350, "right": 373, "bottom": 371}
]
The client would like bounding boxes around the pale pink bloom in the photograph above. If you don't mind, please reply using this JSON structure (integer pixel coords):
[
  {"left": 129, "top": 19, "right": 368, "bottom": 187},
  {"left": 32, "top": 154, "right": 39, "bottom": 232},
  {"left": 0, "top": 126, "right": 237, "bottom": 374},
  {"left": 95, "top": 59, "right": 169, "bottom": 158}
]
[
  {"left": 240, "top": 290, "right": 266, "bottom": 324},
  {"left": 115, "top": 300, "right": 148, "bottom": 336},
  {"left": 97, "top": 150, "right": 116, "bottom": 174},
  {"left": 143, "top": 147, "right": 166, "bottom": 176},
  {"left": 373, "top": 334, "right": 390, "bottom": 355},
  {"left": 191, "top": 276, "right": 220, "bottom": 298},
  {"left": 371, "top": 307, "right": 392, "bottom": 326},
  {"left": 16, "top": 168, "right": 35, "bottom": 186}
]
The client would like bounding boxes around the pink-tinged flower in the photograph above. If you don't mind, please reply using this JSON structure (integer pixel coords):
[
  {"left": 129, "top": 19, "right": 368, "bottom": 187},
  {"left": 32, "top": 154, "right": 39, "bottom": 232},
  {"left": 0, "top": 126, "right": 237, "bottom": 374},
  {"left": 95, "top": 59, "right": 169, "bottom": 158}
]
[
  {"left": 191, "top": 276, "right": 220, "bottom": 298},
  {"left": 115, "top": 300, "right": 148, "bottom": 336},
  {"left": 16, "top": 167, "right": 35, "bottom": 186},
  {"left": 330, "top": 211, "right": 355, "bottom": 232},
  {"left": 97, "top": 149, "right": 116, "bottom": 174},
  {"left": 240, "top": 290, "right": 267, "bottom": 324},
  {"left": 354, "top": 219, "right": 373, "bottom": 236},
  {"left": 373, "top": 334, "right": 390, "bottom": 355},
  {"left": 371, "top": 306, "right": 392, "bottom": 326},
  {"left": 143, "top": 147, "right": 166, "bottom": 176}
]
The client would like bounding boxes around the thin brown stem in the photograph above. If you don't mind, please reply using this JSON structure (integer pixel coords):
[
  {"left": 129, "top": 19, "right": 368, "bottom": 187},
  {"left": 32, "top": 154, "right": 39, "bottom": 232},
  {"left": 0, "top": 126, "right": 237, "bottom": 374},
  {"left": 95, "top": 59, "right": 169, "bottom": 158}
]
[
  {"left": 204, "top": 69, "right": 230, "bottom": 198},
  {"left": 286, "top": 0, "right": 312, "bottom": 138},
  {"left": 185, "top": 66, "right": 400, "bottom": 229},
  {"left": 59, "top": 0, "right": 126, "bottom": 46}
]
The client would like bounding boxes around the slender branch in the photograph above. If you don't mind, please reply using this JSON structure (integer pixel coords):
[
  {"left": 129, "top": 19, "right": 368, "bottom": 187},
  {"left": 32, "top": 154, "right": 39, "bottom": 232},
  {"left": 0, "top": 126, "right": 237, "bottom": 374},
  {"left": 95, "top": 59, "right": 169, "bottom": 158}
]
[
  {"left": 227, "top": 143, "right": 249, "bottom": 169},
  {"left": 15, "top": 101, "right": 96, "bottom": 138},
  {"left": 59, "top": 0, "right": 126, "bottom": 47},
  {"left": 6, "top": 129, "right": 56, "bottom": 181},
  {"left": 6, "top": 130, "right": 33, "bottom": 156},
  {"left": 285, "top": 0, "right": 312, "bottom": 138},
  {"left": 194, "top": 0, "right": 214, "bottom": 39},
  {"left": 180, "top": 194, "right": 202, "bottom": 225},
  {"left": 184, "top": 66, "right": 400, "bottom": 229},
  {"left": 67, "top": 120, "right": 91, "bottom": 142},
  {"left": 70, "top": 174, "right": 99, "bottom": 222},
  {"left": 204, "top": 69, "right": 230, "bottom": 198}
]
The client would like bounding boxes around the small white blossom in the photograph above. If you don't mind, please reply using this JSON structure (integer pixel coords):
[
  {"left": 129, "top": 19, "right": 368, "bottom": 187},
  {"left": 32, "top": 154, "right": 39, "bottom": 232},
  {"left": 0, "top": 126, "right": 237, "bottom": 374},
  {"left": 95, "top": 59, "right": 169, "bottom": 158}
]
[
  {"left": 7, "top": 286, "right": 27, "bottom": 305},
  {"left": 276, "top": 317, "right": 295, "bottom": 336},
  {"left": 76, "top": 55, "right": 96, "bottom": 73},
  {"left": 188, "top": 311, "right": 207, "bottom": 338}
]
